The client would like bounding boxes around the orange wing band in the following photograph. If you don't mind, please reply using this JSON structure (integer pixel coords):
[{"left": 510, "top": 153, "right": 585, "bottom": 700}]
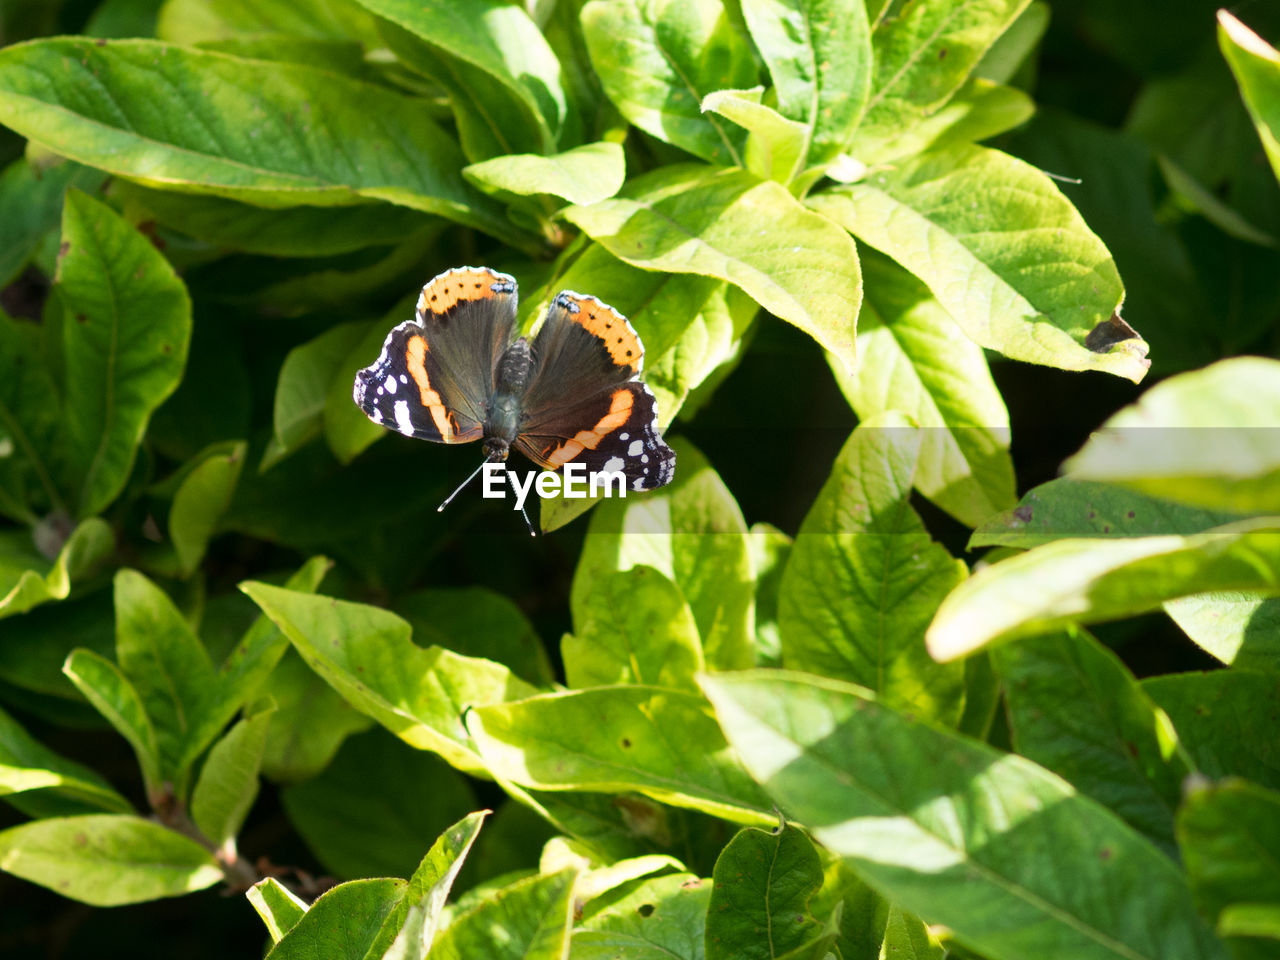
[
  {"left": 405, "top": 335, "right": 456, "bottom": 440},
  {"left": 544, "top": 389, "right": 634, "bottom": 467},
  {"left": 557, "top": 293, "right": 642, "bottom": 369}
]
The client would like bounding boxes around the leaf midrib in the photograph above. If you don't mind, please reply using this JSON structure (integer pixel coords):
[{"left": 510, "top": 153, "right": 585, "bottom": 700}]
[{"left": 74, "top": 206, "right": 121, "bottom": 516}]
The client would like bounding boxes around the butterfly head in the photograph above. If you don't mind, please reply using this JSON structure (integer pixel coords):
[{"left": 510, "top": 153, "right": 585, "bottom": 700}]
[{"left": 483, "top": 437, "right": 511, "bottom": 462}]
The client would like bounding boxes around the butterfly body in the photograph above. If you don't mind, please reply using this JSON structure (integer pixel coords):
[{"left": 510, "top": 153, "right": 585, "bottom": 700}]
[
  {"left": 483, "top": 337, "right": 533, "bottom": 461},
  {"left": 353, "top": 266, "right": 676, "bottom": 492}
]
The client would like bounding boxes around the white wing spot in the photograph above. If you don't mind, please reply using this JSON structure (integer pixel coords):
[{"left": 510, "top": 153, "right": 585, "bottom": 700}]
[
  {"left": 619, "top": 433, "right": 629, "bottom": 441},
  {"left": 384, "top": 376, "right": 397, "bottom": 394},
  {"left": 399, "top": 374, "right": 408, "bottom": 384},
  {"left": 641, "top": 454, "right": 649, "bottom": 463},
  {"left": 627, "top": 440, "right": 643, "bottom": 457},
  {"left": 602, "top": 456, "right": 625, "bottom": 473},
  {"left": 394, "top": 400, "right": 413, "bottom": 435}
]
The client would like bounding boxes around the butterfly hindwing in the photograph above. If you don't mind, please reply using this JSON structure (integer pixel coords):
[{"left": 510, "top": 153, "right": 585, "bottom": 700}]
[
  {"left": 516, "top": 292, "right": 675, "bottom": 489},
  {"left": 353, "top": 266, "right": 517, "bottom": 443},
  {"left": 514, "top": 381, "right": 675, "bottom": 490}
]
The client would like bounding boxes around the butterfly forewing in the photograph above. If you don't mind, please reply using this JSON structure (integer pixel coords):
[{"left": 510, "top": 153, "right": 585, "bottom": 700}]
[
  {"left": 353, "top": 267, "right": 517, "bottom": 443},
  {"left": 516, "top": 291, "right": 675, "bottom": 489}
]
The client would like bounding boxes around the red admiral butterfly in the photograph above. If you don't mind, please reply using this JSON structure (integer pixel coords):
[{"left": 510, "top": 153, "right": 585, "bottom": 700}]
[{"left": 353, "top": 266, "right": 676, "bottom": 524}]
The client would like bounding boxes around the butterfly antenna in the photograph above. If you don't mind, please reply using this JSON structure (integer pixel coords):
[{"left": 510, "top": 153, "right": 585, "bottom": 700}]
[
  {"left": 519, "top": 498, "right": 537, "bottom": 537},
  {"left": 437, "top": 458, "right": 490, "bottom": 513}
]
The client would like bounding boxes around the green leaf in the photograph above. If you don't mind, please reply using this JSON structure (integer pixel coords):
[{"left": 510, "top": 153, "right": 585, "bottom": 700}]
[
  {"left": 1143, "top": 671, "right": 1280, "bottom": 792},
  {"left": 112, "top": 182, "right": 436, "bottom": 257},
  {"left": 809, "top": 145, "right": 1147, "bottom": 383},
  {"left": 190, "top": 710, "right": 272, "bottom": 851},
  {"left": 0, "top": 309, "right": 63, "bottom": 523},
  {"left": 927, "top": 518, "right": 1280, "bottom": 661},
  {"left": 0, "top": 157, "right": 103, "bottom": 288},
  {"left": 247, "top": 877, "right": 309, "bottom": 944},
  {"left": 357, "top": 0, "right": 569, "bottom": 153},
  {"left": 1179, "top": 779, "right": 1280, "bottom": 960},
  {"left": 1157, "top": 155, "right": 1277, "bottom": 248},
  {"left": 857, "top": 0, "right": 1030, "bottom": 151},
  {"left": 575, "top": 872, "right": 712, "bottom": 958},
  {"left": 701, "top": 670, "right": 1229, "bottom": 960},
  {"left": 1064, "top": 357, "right": 1280, "bottom": 513},
  {"left": 467, "top": 686, "right": 774, "bottom": 824},
  {"left": 1219, "top": 904, "right": 1280, "bottom": 942},
  {"left": 739, "top": 0, "right": 872, "bottom": 169},
  {"left": 856, "top": 75, "right": 1036, "bottom": 166},
  {"left": 113, "top": 569, "right": 217, "bottom": 794},
  {"left": 0, "top": 702, "right": 132, "bottom": 813},
  {"left": 1219, "top": 11, "right": 1280, "bottom": 184},
  {"left": 993, "top": 629, "right": 1192, "bottom": 853},
  {"left": 382, "top": 902, "right": 430, "bottom": 960},
  {"left": 194, "top": 35, "right": 372, "bottom": 76},
  {"left": 880, "top": 905, "right": 946, "bottom": 960},
  {"left": 268, "top": 322, "right": 370, "bottom": 470},
  {"left": 1008, "top": 111, "right": 1222, "bottom": 375},
  {"left": 643, "top": 280, "right": 757, "bottom": 431},
  {"left": 268, "top": 877, "right": 408, "bottom": 960},
  {"left": 563, "top": 846, "right": 685, "bottom": 906},
  {"left": 281, "top": 730, "right": 476, "bottom": 880},
  {"left": 401, "top": 810, "right": 488, "bottom": 951},
  {"left": 257, "top": 650, "right": 374, "bottom": 783},
  {"left": 156, "top": 0, "right": 381, "bottom": 46},
  {"left": 749, "top": 523, "right": 791, "bottom": 667},
  {"left": 0, "top": 39, "right": 511, "bottom": 238},
  {"left": 831, "top": 249, "right": 1015, "bottom": 528},
  {"left": 394, "top": 586, "right": 553, "bottom": 688},
  {"left": 62, "top": 648, "right": 164, "bottom": 800},
  {"left": 808, "top": 855, "right": 887, "bottom": 960},
  {"left": 971, "top": 479, "right": 1249, "bottom": 550},
  {"left": 975, "top": 0, "right": 1049, "bottom": 84},
  {"left": 0, "top": 518, "right": 112, "bottom": 620},
  {"left": 54, "top": 189, "right": 192, "bottom": 518},
  {"left": 464, "top": 142, "right": 626, "bottom": 205},
  {"left": 323, "top": 313, "right": 401, "bottom": 466},
  {"left": 208, "top": 555, "right": 333, "bottom": 761},
  {"left": 1126, "top": 46, "right": 1251, "bottom": 192},
  {"left": 169, "top": 441, "right": 245, "bottom": 576},
  {"left": 374, "top": 19, "right": 546, "bottom": 165},
  {"left": 0, "top": 814, "right": 221, "bottom": 906},
  {"left": 563, "top": 565, "right": 704, "bottom": 692},
  {"left": 241, "top": 581, "right": 537, "bottom": 774},
  {"left": 430, "top": 867, "right": 577, "bottom": 960},
  {"left": 779, "top": 416, "right": 968, "bottom": 724},
  {"left": 582, "top": 0, "right": 758, "bottom": 165},
  {"left": 1163, "top": 593, "right": 1280, "bottom": 670},
  {"left": 705, "top": 824, "right": 826, "bottom": 960},
  {"left": 700, "top": 88, "right": 809, "bottom": 184},
  {"left": 196, "top": 228, "right": 437, "bottom": 317},
  {"left": 571, "top": 440, "right": 754, "bottom": 670},
  {"left": 565, "top": 165, "right": 861, "bottom": 374}
]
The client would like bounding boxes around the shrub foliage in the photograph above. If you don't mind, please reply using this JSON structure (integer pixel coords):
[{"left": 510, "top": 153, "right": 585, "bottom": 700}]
[{"left": 0, "top": 1, "right": 1279, "bottom": 958}]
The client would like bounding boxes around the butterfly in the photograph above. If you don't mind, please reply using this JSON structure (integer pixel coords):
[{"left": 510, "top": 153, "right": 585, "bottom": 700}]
[{"left": 353, "top": 266, "right": 676, "bottom": 525}]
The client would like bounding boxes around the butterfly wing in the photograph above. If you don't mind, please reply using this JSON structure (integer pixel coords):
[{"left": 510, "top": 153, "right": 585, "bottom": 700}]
[
  {"left": 353, "top": 266, "right": 517, "bottom": 443},
  {"left": 513, "top": 291, "right": 675, "bottom": 490}
]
